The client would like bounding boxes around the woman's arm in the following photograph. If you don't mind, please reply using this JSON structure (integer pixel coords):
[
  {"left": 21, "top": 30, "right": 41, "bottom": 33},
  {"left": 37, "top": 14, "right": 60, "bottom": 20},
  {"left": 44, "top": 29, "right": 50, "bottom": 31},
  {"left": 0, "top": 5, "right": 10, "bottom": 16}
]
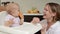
[
  {"left": 41, "top": 29, "right": 46, "bottom": 34},
  {"left": 41, "top": 22, "right": 47, "bottom": 34}
]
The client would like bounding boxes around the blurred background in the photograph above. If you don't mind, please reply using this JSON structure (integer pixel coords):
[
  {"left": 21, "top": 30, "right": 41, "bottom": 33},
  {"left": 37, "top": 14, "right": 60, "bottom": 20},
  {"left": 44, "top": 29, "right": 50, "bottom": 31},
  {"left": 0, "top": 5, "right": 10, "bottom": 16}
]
[{"left": 0, "top": 0, "right": 60, "bottom": 14}]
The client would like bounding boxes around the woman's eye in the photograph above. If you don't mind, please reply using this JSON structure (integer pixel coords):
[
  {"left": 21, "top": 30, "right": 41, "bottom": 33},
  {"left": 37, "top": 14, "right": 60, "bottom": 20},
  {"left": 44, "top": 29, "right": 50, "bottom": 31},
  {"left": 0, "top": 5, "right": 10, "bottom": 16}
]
[{"left": 44, "top": 9, "right": 48, "bottom": 11}]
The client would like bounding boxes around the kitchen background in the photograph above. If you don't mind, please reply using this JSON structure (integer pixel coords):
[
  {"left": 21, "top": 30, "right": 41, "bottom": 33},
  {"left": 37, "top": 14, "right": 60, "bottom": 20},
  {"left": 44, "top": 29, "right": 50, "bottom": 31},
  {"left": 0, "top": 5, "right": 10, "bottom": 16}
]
[{"left": 0, "top": 0, "right": 60, "bottom": 14}]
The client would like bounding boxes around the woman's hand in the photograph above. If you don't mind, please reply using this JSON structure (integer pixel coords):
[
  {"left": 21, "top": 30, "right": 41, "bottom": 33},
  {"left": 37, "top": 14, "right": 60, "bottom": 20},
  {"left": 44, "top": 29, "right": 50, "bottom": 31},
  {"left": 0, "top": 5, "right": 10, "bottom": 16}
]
[
  {"left": 41, "top": 24, "right": 47, "bottom": 34},
  {"left": 31, "top": 17, "right": 40, "bottom": 24}
]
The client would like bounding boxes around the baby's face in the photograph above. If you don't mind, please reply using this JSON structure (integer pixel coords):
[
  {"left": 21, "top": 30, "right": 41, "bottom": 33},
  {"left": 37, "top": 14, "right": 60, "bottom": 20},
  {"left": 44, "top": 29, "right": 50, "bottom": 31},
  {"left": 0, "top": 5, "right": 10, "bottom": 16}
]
[{"left": 10, "top": 4, "right": 20, "bottom": 17}]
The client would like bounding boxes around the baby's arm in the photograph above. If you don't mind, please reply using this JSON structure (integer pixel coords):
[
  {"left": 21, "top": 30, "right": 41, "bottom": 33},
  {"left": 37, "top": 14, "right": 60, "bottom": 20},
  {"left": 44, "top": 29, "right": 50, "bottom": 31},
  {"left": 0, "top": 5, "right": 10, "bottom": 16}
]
[
  {"left": 19, "top": 19, "right": 24, "bottom": 25},
  {"left": 4, "top": 15, "right": 14, "bottom": 27},
  {"left": 19, "top": 11, "right": 24, "bottom": 25},
  {"left": 19, "top": 11, "right": 24, "bottom": 19},
  {"left": 4, "top": 19, "right": 14, "bottom": 27}
]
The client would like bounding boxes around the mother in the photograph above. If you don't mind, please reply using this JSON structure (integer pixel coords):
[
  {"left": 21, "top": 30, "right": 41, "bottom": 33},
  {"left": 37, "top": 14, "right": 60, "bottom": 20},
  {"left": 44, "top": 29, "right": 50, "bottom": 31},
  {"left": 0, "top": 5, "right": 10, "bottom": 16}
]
[{"left": 41, "top": 2, "right": 60, "bottom": 34}]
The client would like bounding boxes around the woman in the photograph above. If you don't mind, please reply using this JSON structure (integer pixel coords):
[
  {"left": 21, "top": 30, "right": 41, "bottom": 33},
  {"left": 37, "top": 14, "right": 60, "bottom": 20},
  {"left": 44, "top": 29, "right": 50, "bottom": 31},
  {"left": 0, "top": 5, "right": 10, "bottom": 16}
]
[{"left": 41, "top": 3, "right": 60, "bottom": 34}]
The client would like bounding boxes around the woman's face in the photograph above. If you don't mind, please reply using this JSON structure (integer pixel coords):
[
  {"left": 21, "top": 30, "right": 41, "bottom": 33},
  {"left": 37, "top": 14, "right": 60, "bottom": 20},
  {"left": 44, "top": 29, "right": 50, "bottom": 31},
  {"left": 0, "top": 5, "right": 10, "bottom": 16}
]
[{"left": 43, "top": 5, "right": 56, "bottom": 19}]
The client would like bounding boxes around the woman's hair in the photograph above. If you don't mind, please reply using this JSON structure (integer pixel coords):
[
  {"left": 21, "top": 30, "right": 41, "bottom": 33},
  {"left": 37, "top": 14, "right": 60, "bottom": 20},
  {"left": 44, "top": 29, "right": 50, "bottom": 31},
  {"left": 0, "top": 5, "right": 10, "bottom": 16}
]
[{"left": 46, "top": 2, "right": 60, "bottom": 21}]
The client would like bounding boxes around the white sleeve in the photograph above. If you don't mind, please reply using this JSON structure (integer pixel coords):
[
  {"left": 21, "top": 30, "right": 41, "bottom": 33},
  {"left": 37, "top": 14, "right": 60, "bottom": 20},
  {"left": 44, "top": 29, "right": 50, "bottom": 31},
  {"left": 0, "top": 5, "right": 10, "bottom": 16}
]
[
  {"left": 46, "top": 30, "right": 60, "bottom": 34},
  {"left": 53, "top": 28, "right": 60, "bottom": 34},
  {"left": 54, "top": 31, "right": 60, "bottom": 34},
  {"left": 49, "top": 27, "right": 60, "bottom": 34}
]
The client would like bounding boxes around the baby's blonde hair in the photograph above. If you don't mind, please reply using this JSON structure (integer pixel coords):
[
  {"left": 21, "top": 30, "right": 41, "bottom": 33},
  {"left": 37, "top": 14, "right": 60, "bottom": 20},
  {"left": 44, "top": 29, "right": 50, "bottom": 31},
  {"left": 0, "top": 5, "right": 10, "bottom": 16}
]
[{"left": 6, "top": 3, "right": 19, "bottom": 14}]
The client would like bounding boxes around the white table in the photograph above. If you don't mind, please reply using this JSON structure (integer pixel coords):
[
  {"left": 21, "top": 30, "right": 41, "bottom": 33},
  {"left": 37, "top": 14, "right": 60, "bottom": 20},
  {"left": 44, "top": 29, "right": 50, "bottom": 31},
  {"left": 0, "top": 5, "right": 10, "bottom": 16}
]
[{"left": 0, "top": 22, "right": 42, "bottom": 34}]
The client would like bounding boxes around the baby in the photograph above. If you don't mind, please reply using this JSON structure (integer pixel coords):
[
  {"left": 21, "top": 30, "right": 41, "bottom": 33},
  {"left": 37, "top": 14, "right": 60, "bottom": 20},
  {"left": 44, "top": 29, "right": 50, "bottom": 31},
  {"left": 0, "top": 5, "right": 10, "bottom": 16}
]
[{"left": 4, "top": 3, "right": 24, "bottom": 27}]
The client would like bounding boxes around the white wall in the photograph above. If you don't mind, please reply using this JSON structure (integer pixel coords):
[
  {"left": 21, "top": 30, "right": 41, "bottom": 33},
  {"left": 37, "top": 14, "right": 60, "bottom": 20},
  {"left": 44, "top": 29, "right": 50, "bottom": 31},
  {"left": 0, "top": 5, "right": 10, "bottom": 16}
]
[
  {"left": 1, "top": 0, "right": 60, "bottom": 14},
  {"left": 0, "top": 0, "right": 1, "bottom": 5}
]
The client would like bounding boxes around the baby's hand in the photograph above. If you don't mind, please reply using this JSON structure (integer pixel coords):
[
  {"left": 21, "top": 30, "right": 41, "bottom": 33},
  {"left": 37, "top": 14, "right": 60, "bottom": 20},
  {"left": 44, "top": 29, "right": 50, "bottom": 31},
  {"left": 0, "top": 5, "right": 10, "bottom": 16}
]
[
  {"left": 20, "top": 19, "right": 24, "bottom": 25},
  {"left": 9, "top": 18, "right": 14, "bottom": 24},
  {"left": 5, "top": 18, "right": 14, "bottom": 27}
]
